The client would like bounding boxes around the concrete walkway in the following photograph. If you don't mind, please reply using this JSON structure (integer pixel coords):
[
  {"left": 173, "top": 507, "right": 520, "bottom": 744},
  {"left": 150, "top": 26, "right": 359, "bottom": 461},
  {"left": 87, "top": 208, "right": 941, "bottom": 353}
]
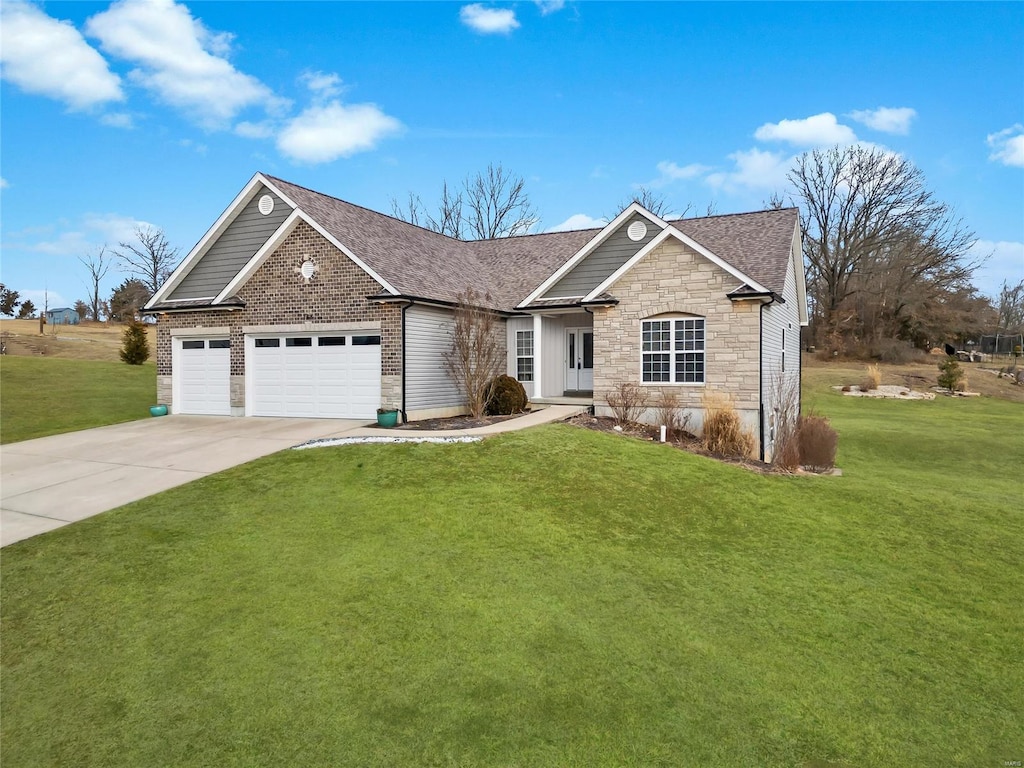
[{"left": 0, "top": 406, "right": 586, "bottom": 547}]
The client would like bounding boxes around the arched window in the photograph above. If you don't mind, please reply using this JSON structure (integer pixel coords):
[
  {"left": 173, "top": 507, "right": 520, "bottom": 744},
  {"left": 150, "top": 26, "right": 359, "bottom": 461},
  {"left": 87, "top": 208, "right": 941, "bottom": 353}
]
[{"left": 641, "top": 315, "right": 705, "bottom": 384}]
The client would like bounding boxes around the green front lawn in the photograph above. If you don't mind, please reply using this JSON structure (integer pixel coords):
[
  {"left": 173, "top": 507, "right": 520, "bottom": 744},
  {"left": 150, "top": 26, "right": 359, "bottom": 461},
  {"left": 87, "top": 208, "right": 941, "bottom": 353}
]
[
  {"left": 1, "top": 386, "right": 1021, "bottom": 766},
  {"left": 0, "top": 357, "right": 156, "bottom": 443}
]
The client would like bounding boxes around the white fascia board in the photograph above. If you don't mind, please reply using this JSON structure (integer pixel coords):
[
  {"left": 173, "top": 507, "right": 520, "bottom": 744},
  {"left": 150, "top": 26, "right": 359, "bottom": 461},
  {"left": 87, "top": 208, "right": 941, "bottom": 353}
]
[
  {"left": 147, "top": 173, "right": 275, "bottom": 308},
  {"left": 213, "top": 210, "right": 302, "bottom": 304},
  {"left": 583, "top": 226, "right": 768, "bottom": 302},
  {"left": 295, "top": 210, "right": 399, "bottom": 295},
  {"left": 792, "top": 220, "right": 809, "bottom": 326},
  {"left": 518, "top": 203, "right": 668, "bottom": 307}
]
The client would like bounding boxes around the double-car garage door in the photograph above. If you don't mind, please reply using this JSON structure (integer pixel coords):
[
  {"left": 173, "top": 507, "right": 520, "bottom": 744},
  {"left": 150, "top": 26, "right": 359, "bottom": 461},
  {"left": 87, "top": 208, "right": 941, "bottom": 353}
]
[{"left": 175, "top": 332, "right": 381, "bottom": 419}]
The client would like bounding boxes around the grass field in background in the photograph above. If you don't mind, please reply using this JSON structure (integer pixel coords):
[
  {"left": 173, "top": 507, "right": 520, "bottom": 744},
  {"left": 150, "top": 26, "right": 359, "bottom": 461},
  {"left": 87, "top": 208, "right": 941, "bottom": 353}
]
[
  {"left": 0, "top": 357, "right": 156, "bottom": 443},
  {"left": 1, "top": 373, "right": 1020, "bottom": 766}
]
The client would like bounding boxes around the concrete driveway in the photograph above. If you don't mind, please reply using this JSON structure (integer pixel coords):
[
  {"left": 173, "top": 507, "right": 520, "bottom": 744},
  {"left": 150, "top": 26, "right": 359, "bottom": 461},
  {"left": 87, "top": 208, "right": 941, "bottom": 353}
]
[{"left": 1, "top": 416, "right": 366, "bottom": 547}]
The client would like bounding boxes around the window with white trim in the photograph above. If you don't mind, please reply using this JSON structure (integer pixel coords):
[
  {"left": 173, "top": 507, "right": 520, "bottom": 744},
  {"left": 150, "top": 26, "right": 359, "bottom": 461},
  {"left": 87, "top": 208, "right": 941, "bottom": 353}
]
[
  {"left": 642, "top": 317, "right": 705, "bottom": 383},
  {"left": 516, "top": 330, "right": 534, "bottom": 382}
]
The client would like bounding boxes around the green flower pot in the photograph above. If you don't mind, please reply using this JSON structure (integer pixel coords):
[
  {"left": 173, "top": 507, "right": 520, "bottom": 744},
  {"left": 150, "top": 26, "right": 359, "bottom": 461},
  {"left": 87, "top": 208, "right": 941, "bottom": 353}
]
[{"left": 376, "top": 409, "right": 399, "bottom": 428}]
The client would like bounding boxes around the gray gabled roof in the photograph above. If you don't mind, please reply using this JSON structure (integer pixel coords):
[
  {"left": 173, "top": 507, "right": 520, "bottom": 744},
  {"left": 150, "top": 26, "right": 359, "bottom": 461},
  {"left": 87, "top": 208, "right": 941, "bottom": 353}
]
[
  {"left": 265, "top": 175, "right": 596, "bottom": 310},
  {"left": 155, "top": 173, "right": 798, "bottom": 314},
  {"left": 671, "top": 208, "right": 799, "bottom": 298}
]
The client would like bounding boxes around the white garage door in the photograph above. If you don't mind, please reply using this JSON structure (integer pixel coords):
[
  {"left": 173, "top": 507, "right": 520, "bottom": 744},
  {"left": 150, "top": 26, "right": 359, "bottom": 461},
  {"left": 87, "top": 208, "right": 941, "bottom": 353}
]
[
  {"left": 248, "top": 333, "right": 381, "bottom": 418},
  {"left": 176, "top": 338, "right": 231, "bottom": 415}
]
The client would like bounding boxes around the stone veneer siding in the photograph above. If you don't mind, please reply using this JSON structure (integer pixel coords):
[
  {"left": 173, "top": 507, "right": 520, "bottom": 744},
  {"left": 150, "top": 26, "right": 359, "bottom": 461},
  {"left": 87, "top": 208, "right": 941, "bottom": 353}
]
[
  {"left": 592, "top": 239, "right": 761, "bottom": 433},
  {"left": 156, "top": 220, "right": 402, "bottom": 412}
]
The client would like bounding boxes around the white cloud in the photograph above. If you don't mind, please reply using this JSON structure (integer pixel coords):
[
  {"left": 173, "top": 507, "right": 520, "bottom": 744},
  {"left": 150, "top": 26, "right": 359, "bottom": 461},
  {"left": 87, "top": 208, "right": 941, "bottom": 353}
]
[
  {"left": 235, "top": 120, "right": 276, "bottom": 139},
  {"left": 0, "top": 0, "right": 123, "bottom": 111},
  {"left": 21, "top": 290, "right": 70, "bottom": 310},
  {"left": 5, "top": 213, "right": 153, "bottom": 257},
  {"left": 987, "top": 125, "right": 1024, "bottom": 168},
  {"left": 100, "top": 112, "right": 133, "bottom": 129},
  {"left": 300, "top": 71, "right": 344, "bottom": 98},
  {"left": 849, "top": 106, "right": 917, "bottom": 135},
  {"left": 646, "top": 160, "right": 712, "bottom": 188},
  {"left": 548, "top": 213, "right": 606, "bottom": 232},
  {"left": 969, "top": 240, "right": 1024, "bottom": 297},
  {"left": 754, "top": 112, "right": 857, "bottom": 147},
  {"left": 535, "top": 0, "right": 565, "bottom": 15},
  {"left": 276, "top": 101, "right": 403, "bottom": 164},
  {"left": 706, "top": 148, "right": 793, "bottom": 193},
  {"left": 460, "top": 4, "right": 520, "bottom": 34},
  {"left": 86, "top": 0, "right": 284, "bottom": 129},
  {"left": 0, "top": 178, "right": 8, "bottom": 189}
]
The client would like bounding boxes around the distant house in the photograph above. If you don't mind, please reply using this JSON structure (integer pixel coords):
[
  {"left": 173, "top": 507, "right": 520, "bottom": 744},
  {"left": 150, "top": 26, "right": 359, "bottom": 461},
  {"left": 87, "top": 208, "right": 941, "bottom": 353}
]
[
  {"left": 145, "top": 172, "right": 808, "bottom": 461},
  {"left": 46, "top": 307, "right": 79, "bottom": 325}
]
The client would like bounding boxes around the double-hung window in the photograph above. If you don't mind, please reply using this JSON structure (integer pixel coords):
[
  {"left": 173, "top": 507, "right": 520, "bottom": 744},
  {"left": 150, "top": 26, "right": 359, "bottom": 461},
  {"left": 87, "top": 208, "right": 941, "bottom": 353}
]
[
  {"left": 641, "top": 317, "right": 705, "bottom": 384},
  {"left": 516, "top": 330, "right": 534, "bottom": 382}
]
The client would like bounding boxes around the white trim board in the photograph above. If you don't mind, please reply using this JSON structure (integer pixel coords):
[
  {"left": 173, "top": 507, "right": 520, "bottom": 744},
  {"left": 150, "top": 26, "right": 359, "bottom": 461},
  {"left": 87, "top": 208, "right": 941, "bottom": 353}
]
[
  {"left": 147, "top": 173, "right": 281, "bottom": 308},
  {"left": 518, "top": 203, "right": 668, "bottom": 307},
  {"left": 258, "top": 176, "right": 400, "bottom": 297},
  {"left": 583, "top": 226, "right": 769, "bottom": 302}
]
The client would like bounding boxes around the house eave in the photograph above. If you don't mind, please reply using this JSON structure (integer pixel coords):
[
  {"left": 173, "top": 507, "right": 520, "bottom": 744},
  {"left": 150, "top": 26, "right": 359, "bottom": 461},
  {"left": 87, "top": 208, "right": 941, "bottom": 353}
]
[{"left": 368, "top": 293, "right": 515, "bottom": 317}]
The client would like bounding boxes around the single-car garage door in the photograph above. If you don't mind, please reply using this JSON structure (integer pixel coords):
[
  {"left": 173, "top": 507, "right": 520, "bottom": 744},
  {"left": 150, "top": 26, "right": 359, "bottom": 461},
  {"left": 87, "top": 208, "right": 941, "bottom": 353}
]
[
  {"left": 248, "top": 333, "right": 381, "bottom": 418},
  {"left": 176, "top": 338, "right": 231, "bottom": 415}
]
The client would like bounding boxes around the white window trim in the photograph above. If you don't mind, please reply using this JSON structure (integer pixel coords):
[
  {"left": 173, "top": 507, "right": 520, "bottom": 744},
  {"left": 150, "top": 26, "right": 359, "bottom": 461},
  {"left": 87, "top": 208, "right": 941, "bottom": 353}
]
[
  {"left": 640, "top": 317, "right": 706, "bottom": 385},
  {"left": 515, "top": 329, "right": 534, "bottom": 383}
]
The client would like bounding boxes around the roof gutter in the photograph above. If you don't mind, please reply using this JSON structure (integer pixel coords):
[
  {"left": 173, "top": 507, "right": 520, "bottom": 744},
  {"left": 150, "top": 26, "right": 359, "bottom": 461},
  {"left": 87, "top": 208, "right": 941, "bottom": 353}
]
[
  {"left": 368, "top": 293, "right": 516, "bottom": 317},
  {"left": 142, "top": 303, "right": 245, "bottom": 315}
]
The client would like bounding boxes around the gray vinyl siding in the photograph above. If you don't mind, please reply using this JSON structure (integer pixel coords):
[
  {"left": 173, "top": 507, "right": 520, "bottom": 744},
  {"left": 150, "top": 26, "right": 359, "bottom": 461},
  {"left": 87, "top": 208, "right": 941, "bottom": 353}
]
[
  {"left": 405, "top": 305, "right": 465, "bottom": 411},
  {"left": 541, "top": 214, "right": 660, "bottom": 299},
  {"left": 170, "top": 185, "right": 292, "bottom": 300},
  {"left": 760, "top": 246, "right": 802, "bottom": 461}
]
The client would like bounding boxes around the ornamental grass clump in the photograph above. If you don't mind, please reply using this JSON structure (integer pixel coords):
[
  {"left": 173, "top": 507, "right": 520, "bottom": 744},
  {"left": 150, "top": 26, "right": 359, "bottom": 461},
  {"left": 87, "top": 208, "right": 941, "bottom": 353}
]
[
  {"left": 701, "top": 390, "right": 755, "bottom": 460},
  {"left": 797, "top": 412, "right": 838, "bottom": 472},
  {"left": 862, "top": 363, "right": 881, "bottom": 391}
]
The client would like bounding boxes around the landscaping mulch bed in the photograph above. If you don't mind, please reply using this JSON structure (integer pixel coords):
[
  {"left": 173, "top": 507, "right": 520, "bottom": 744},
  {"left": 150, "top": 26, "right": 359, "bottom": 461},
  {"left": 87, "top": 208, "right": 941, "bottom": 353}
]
[
  {"left": 566, "top": 413, "right": 775, "bottom": 473},
  {"left": 396, "top": 412, "right": 527, "bottom": 431}
]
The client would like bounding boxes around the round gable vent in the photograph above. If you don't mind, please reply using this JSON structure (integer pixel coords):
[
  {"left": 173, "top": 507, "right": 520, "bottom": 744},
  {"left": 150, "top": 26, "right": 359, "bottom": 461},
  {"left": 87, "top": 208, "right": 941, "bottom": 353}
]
[
  {"left": 299, "top": 259, "right": 318, "bottom": 280},
  {"left": 258, "top": 194, "right": 275, "bottom": 215},
  {"left": 627, "top": 220, "right": 648, "bottom": 242}
]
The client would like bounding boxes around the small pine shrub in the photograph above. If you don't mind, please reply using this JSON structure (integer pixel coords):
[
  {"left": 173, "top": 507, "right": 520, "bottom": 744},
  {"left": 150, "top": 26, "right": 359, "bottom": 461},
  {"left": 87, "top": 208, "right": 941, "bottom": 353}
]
[
  {"left": 797, "top": 412, "right": 838, "bottom": 472},
  {"left": 120, "top": 321, "right": 150, "bottom": 365},
  {"left": 862, "top": 363, "right": 881, "bottom": 391},
  {"left": 701, "top": 391, "right": 755, "bottom": 459},
  {"left": 937, "top": 356, "right": 966, "bottom": 392},
  {"left": 484, "top": 374, "right": 528, "bottom": 415},
  {"left": 606, "top": 382, "right": 647, "bottom": 426}
]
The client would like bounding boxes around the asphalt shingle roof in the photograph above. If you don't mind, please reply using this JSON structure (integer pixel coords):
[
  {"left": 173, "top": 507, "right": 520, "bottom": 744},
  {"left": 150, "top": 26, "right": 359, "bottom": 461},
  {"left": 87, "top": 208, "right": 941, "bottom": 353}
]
[{"left": 261, "top": 174, "right": 796, "bottom": 310}]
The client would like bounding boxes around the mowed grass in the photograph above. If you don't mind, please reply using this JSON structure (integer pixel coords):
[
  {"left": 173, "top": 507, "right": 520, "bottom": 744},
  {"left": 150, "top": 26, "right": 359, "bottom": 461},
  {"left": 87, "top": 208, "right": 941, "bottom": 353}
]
[
  {"left": 0, "top": 357, "right": 156, "bottom": 443},
  {"left": 1, "top": 384, "right": 1021, "bottom": 766}
]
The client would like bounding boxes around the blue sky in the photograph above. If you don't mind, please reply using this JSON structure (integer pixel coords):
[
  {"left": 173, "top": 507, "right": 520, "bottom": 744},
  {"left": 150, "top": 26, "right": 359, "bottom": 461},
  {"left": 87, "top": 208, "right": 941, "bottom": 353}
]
[{"left": 2, "top": 0, "right": 1022, "bottom": 312}]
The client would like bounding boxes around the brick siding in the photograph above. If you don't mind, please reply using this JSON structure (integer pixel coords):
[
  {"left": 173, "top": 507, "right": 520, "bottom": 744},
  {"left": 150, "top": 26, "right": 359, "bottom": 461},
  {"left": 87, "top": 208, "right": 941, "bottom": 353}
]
[{"left": 156, "top": 220, "right": 402, "bottom": 410}]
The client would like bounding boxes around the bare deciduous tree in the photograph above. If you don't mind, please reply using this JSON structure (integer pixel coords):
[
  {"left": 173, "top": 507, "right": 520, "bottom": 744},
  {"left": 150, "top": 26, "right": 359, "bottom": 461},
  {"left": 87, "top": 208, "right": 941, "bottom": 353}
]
[
  {"left": 789, "top": 145, "right": 978, "bottom": 349},
  {"left": 392, "top": 164, "right": 537, "bottom": 240},
  {"left": 443, "top": 289, "right": 506, "bottom": 418},
  {"left": 79, "top": 246, "right": 113, "bottom": 321},
  {"left": 997, "top": 279, "right": 1024, "bottom": 333},
  {"left": 114, "top": 226, "right": 179, "bottom": 295},
  {"left": 610, "top": 186, "right": 685, "bottom": 220}
]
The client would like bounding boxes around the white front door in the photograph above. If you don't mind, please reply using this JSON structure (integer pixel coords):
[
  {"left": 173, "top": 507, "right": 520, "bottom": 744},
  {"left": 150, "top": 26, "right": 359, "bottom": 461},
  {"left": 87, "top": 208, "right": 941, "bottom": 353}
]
[{"left": 564, "top": 328, "right": 594, "bottom": 392}]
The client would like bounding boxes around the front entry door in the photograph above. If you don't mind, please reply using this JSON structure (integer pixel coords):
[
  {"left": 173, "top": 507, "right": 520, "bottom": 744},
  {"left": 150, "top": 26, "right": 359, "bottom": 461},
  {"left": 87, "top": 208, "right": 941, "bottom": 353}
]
[{"left": 565, "top": 328, "right": 594, "bottom": 392}]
